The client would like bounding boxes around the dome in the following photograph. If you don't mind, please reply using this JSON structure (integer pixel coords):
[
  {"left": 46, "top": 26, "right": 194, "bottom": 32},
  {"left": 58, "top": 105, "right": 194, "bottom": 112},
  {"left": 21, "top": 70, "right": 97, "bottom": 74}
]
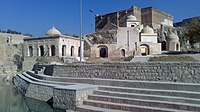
[
  {"left": 141, "top": 26, "right": 154, "bottom": 34},
  {"left": 46, "top": 27, "right": 61, "bottom": 36},
  {"left": 167, "top": 33, "right": 179, "bottom": 42},
  {"left": 127, "top": 14, "right": 137, "bottom": 21}
]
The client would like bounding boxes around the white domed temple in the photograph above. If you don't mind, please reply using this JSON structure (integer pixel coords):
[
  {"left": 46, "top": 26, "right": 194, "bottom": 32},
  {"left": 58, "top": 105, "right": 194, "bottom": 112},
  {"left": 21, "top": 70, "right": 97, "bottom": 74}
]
[{"left": 23, "top": 26, "right": 83, "bottom": 70}]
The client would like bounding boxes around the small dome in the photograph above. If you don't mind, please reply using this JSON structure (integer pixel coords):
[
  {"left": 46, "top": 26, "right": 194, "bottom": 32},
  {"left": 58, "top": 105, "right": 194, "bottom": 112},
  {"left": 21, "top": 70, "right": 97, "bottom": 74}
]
[
  {"left": 46, "top": 27, "right": 61, "bottom": 36},
  {"left": 167, "top": 33, "right": 179, "bottom": 42},
  {"left": 142, "top": 26, "right": 154, "bottom": 34},
  {"left": 127, "top": 15, "right": 137, "bottom": 21}
]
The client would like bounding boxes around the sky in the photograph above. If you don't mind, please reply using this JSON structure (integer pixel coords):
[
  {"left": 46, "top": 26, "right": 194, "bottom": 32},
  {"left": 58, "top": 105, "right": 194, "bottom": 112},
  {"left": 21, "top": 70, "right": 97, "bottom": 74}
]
[{"left": 0, "top": 0, "right": 200, "bottom": 36}]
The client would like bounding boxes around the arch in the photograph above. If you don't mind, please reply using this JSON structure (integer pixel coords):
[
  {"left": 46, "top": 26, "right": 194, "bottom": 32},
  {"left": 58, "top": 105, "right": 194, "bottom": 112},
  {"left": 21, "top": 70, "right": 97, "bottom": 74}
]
[
  {"left": 121, "top": 49, "right": 125, "bottom": 57},
  {"left": 71, "top": 46, "right": 75, "bottom": 56},
  {"left": 62, "top": 45, "right": 66, "bottom": 56},
  {"left": 39, "top": 45, "right": 44, "bottom": 56},
  {"left": 98, "top": 45, "right": 108, "bottom": 58},
  {"left": 176, "top": 44, "right": 179, "bottom": 51},
  {"left": 28, "top": 46, "right": 33, "bottom": 57},
  {"left": 161, "top": 41, "right": 167, "bottom": 51},
  {"left": 50, "top": 45, "right": 56, "bottom": 56},
  {"left": 140, "top": 44, "right": 150, "bottom": 56}
]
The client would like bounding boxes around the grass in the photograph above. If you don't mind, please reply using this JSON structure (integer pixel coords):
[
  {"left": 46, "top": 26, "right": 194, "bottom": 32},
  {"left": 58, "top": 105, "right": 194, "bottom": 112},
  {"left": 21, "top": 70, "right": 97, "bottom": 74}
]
[
  {"left": 124, "top": 56, "right": 134, "bottom": 61},
  {"left": 149, "top": 55, "right": 198, "bottom": 62}
]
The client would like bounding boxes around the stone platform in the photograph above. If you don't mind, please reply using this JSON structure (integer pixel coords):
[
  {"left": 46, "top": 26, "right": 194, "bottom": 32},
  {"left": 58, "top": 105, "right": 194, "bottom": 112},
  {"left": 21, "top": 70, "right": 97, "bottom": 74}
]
[{"left": 13, "top": 64, "right": 200, "bottom": 111}]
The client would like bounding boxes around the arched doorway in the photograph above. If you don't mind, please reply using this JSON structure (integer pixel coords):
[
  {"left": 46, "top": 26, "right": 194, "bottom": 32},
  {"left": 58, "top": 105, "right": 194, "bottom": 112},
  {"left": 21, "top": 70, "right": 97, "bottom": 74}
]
[
  {"left": 28, "top": 46, "right": 33, "bottom": 57},
  {"left": 71, "top": 46, "right": 75, "bottom": 56},
  {"left": 121, "top": 49, "right": 125, "bottom": 57},
  {"left": 62, "top": 45, "right": 66, "bottom": 56},
  {"left": 39, "top": 45, "right": 44, "bottom": 56},
  {"left": 176, "top": 44, "right": 179, "bottom": 51},
  {"left": 100, "top": 48, "right": 108, "bottom": 58},
  {"left": 51, "top": 45, "right": 56, "bottom": 56},
  {"left": 98, "top": 45, "right": 108, "bottom": 58},
  {"left": 140, "top": 44, "right": 150, "bottom": 56}
]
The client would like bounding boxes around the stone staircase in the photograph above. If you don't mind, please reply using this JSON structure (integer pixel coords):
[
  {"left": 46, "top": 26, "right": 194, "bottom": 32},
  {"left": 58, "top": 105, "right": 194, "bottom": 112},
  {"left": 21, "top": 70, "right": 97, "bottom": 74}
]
[
  {"left": 14, "top": 70, "right": 200, "bottom": 112},
  {"left": 77, "top": 86, "right": 200, "bottom": 112}
]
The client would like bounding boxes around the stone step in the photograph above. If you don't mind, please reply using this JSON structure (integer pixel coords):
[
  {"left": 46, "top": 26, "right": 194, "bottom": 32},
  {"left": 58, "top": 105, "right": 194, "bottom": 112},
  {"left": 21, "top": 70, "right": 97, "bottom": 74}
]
[
  {"left": 130, "top": 56, "right": 150, "bottom": 63},
  {"left": 88, "top": 94, "right": 200, "bottom": 111},
  {"left": 77, "top": 105, "right": 126, "bottom": 112},
  {"left": 16, "top": 74, "right": 61, "bottom": 87},
  {"left": 98, "top": 86, "right": 200, "bottom": 99},
  {"left": 94, "top": 89, "right": 200, "bottom": 105},
  {"left": 26, "top": 70, "right": 200, "bottom": 92},
  {"left": 22, "top": 72, "right": 77, "bottom": 86},
  {"left": 83, "top": 100, "right": 190, "bottom": 112}
]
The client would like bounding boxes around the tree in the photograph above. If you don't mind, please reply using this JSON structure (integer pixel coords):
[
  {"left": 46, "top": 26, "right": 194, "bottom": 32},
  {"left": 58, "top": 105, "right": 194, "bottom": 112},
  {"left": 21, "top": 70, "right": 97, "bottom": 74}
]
[
  {"left": 6, "top": 29, "right": 22, "bottom": 34},
  {"left": 184, "top": 19, "right": 200, "bottom": 44}
]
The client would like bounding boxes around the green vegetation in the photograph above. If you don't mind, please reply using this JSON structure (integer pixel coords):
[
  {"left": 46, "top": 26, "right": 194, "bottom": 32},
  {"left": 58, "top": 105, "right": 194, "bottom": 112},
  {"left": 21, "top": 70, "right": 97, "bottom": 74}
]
[
  {"left": 124, "top": 56, "right": 134, "bottom": 61},
  {"left": 184, "top": 19, "right": 200, "bottom": 44},
  {"left": 111, "top": 58, "right": 125, "bottom": 62},
  {"left": 149, "top": 56, "right": 198, "bottom": 62},
  {"left": 0, "top": 28, "right": 33, "bottom": 36}
]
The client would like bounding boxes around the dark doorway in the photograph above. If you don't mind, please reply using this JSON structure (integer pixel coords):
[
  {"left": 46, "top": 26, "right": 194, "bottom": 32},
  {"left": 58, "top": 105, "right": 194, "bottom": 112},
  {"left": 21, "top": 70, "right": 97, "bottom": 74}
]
[
  {"left": 71, "top": 46, "right": 75, "bottom": 56},
  {"left": 78, "top": 47, "right": 80, "bottom": 57},
  {"left": 100, "top": 48, "right": 108, "bottom": 58},
  {"left": 40, "top": 46, "right": 44, "bottom": 56},
  {"left": 162, "top": 41, "right": 167, "bottom": 51},
  {"left": 62, "top": 45, "right": 66, "bottom": 56},
  {"left": 51, "top": 45, "right": 56, "bottom": 56},
  {"left": 121, "top": 49, "right": 125, "bottom": 57}
]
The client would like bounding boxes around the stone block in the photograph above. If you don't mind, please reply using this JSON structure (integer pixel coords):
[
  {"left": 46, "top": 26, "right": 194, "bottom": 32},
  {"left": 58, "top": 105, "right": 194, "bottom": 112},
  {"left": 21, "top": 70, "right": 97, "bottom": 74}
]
[
  {"left": 53, "top": 84, "right": 97, "bottom": 110},
  {"left": 25, "top": 84, "right": 53, "bottom": 102}
]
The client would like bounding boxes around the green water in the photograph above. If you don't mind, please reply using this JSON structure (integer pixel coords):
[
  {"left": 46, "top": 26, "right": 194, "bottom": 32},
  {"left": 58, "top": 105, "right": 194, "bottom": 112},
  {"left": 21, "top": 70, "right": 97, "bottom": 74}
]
[{"left": 0, "top": 84, "right": 65, "bottom": 112}]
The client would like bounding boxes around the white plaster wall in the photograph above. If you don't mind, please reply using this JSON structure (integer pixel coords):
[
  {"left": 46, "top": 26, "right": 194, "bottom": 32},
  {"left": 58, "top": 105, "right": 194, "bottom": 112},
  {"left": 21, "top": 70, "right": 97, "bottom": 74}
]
[
  {"left": 117, "top": 27, "right": 139, "bottom": 45},
  {"left": 140, "top": 34, "right": 158, "bottom": 43},
  {"left": 149, "top": 43, "right": 162, "bottom": 54},
  {"left": 59, "top": 37, "right": 80, "bottom": 57},
  {"left": 91, "top": 43, "right": 137, "bottom": 58},
  {"left": 24, "top": 37, "right": 59, "bottom": 57},
  {"left": 168, "top": 42, "right": 180, "bottom": 51}
]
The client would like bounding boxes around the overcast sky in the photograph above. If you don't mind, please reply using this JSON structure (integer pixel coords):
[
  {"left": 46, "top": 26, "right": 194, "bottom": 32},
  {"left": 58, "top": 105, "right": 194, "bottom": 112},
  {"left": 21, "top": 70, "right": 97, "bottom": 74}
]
[{"left": 0, "top": 0, "right": 199, "bottom": 36}]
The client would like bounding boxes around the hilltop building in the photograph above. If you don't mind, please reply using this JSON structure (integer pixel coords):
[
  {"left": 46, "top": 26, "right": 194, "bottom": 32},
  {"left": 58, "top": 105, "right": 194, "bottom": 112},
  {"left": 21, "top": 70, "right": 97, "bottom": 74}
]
[
  {"left": 88, "top": 13, "right": 180, "bottom": 58},
  {"left": 90, "top": 15, "right": 163, "bottom": 58},
  {"left": 95, "top": 6, "right": 173, "bottom": 31}
]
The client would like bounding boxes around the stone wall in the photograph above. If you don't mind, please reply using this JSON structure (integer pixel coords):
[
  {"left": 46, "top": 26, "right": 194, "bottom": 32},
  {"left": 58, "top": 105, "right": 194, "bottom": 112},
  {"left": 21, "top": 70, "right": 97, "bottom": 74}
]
[
  {"left": 53, "top": 85, "right": 97, "bottom": 110},
  {"left": 95, "top": 6, "right": 141, "bottom": 31},
  {"left": 0, "top": 65, "right": 18, "bottom": 83},
  {"left": 46, "top": 62, "right": 200, "bottom": 83},
  {"left": 95, "top": 6, "right": 173, "bottom": 31}
]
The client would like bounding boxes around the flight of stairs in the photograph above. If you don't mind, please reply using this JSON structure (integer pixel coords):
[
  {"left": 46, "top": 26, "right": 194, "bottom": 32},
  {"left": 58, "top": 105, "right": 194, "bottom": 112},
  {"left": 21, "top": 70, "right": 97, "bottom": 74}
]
[
  {"left": 15, "top": 70, "right": 200, "bottom": 112},
  {"left": 77, "top": 85, "right": 200, "bottom": 112}
]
